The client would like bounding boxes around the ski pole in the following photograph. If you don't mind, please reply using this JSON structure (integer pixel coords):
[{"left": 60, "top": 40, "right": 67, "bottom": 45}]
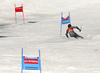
[{"left": 80, "top": 23, "right": 84, "bottom": 30}]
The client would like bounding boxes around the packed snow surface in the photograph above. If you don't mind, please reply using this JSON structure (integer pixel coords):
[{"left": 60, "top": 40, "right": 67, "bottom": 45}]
[{"left": 0, "top": 0, "right": 100, "bottom": 73}]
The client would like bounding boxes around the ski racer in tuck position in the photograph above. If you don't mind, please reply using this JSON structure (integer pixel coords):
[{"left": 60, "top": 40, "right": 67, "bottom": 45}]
[{"left": 65, "top": 24, "right": 83, "bottom": 39}]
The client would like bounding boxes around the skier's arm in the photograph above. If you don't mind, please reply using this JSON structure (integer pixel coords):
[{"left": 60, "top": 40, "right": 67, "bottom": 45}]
[
  {"left": 65, "top": 31, "right": 69, "bottom": 38},
  {"left": 72, "top": 26, "right": 81, "bottom": 32}
]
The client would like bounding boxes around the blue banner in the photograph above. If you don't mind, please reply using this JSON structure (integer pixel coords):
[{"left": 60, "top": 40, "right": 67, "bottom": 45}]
[{"left": 61, "top": 16, "right": 70, "bottom": 24}]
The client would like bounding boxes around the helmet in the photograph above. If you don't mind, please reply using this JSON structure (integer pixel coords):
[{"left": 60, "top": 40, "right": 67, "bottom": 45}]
[{"left": 68, "top": 24, "right": 71, "bottom": 28}]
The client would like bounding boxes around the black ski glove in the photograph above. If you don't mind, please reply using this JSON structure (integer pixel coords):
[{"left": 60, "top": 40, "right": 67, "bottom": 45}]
[{"left": 76, "top": 26, "right": 81, "bottom": 32}]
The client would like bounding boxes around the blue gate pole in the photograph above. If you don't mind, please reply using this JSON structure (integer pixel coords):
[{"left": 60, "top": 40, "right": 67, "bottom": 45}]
[
  {"left": 69, "top": 12, "right": 71, "bottom": 24},
  {"left": 21, "top": 48, "right": 23, "bottom": 73},
  {"left": 60, "top": 12, "right": 63, "bottom": 36},
  {"left": 39, "top": 50, "right": 41, "bottom": 73},
  {"left": 39, "top": 50, "right": 40, "bottom": 58}
]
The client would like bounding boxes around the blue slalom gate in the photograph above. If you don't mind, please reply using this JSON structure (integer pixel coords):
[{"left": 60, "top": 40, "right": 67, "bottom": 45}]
[{"left": 21, "top": 48, "right": 41, "bottom": 73}]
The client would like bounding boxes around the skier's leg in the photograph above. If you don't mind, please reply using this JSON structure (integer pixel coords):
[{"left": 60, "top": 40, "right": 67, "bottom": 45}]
[{"left": 74, "top": 32, "right": 84, "bottom": 39}]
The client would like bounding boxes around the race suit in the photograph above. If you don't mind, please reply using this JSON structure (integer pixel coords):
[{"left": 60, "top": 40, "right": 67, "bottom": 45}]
[{"left": 66, "top": 26, "right": 83, "bottom": 38}]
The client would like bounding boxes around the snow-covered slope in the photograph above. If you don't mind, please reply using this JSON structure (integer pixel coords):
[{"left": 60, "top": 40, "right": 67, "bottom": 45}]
[{"left": 0, "top": 0, "right": 100, "bottom": 73}]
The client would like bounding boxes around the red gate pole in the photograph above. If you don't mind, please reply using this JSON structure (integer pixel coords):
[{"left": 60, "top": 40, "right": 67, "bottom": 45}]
[
  {"left": 14, "top": 4, "right": 17, "bottom": 24},
  {"left": 15, "top": 12, "right": 17, "bottom": 24},
  {"left": 21, "top": 4, "right": 25, "bottom": 24},
  {"left": 22, "top": 12, "right": 25, "bottom": 24},
  {"left": 22, "top": 10, "right": 25, "bottom": 24}
]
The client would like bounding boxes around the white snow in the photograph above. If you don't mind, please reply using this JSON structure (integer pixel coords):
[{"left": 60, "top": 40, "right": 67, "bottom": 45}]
[{"left": 0, "top": 0, "right": 100, "bottom": 73}]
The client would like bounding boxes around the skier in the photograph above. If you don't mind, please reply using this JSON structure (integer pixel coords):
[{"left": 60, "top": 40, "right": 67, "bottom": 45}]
[{"left": 65, "top": 24, "right": 83, "bottom": 39}]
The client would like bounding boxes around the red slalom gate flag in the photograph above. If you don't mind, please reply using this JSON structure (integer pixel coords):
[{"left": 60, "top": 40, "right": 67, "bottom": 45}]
[
  {"left": 24, "top": 59, "right": 38, "bottom": 64},
  {"left": 15, "top": 6, "right": 23, "bottom": 12},
  {"left": 62, "top": 16, "right": 69, "bottom": 21}
]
